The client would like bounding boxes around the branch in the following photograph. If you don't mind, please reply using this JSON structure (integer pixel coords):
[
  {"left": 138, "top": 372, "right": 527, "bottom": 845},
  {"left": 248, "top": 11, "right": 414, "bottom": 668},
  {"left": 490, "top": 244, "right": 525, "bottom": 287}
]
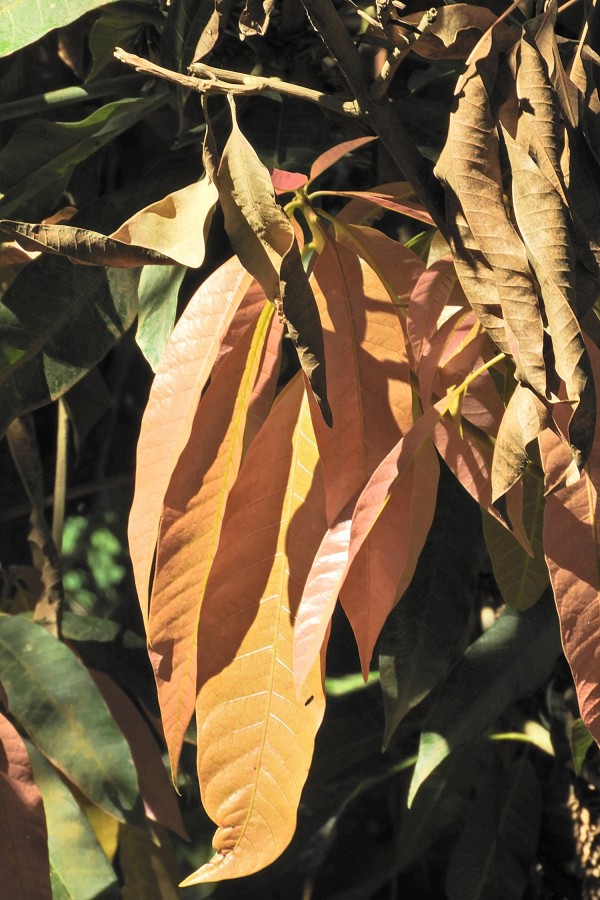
[{"left": 114, "top": 49, "right": 360, "bottom": 118}]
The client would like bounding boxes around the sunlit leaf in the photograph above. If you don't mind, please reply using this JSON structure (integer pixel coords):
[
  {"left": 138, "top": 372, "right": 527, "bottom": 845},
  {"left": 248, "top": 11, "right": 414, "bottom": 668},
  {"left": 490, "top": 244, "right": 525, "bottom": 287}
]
[
  {"left": 0, "top": 614, "right": 141, "bottom": 823},
  {"left": 307, "top": 137, "right": 378, "bottom": 185},
  {"left": 181, "top": 376, "right": 327, "bottom": 884},
  {"left": 0, "top": 0, "right": 119, "bottom": 56},
  {"left": 491, "top": 382, "right": 551, "bottom": 501},
  {"left": 128, "top": 256, "right": 253, "bottom": 626},
  {"left": 0, "top": 713, "right": 51, "bottom": 900},
  {"left": 149, "top": 302, "right": 279, "bottom": 777},
  {"left": 26, "top": 743, "right": 118, "bottom": 900}
]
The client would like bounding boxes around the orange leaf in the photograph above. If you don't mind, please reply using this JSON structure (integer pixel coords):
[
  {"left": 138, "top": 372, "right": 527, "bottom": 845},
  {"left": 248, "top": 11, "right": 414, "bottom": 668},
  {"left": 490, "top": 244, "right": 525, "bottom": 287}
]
[
  {"left": 308, "top": 136, "right": 378, "bottom": 185},
  {"left": 543, "top": 339, "right": 600, "bottom": 742},
  {"left": 128, "top": 256, "right": 253, "bottom": 626},
  {"left": 0, "top": 712, "right": 51, "bottom": 899},
  {"left": 407, "top": 256, "right": 459, "bottom": 366},
  {"left": 149, "top": 302, "right": 279, "bottom": 777},
  {"left": 180, "top": 376, "right": 327, "bottom": 884}
]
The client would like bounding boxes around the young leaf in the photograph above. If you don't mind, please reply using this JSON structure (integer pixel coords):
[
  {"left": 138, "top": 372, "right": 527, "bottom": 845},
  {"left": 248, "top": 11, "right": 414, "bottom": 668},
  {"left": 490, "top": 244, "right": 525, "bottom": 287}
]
[
  {"left": 0, "top": 0, "right": 119, "bottom": 56},
  {"left": 128, "top": 256, "right": 253, "bottom": 626},
  {"left": 181, "top": 376, "right": 327, "bottom": 884},
  {"left": 0, "top": 713, "right": 51, "bottom": 900},
  {"left": 25, "top": 743, "right": 118, "bottom": 900},
  {"left": 148, "top": 302, "right": 279, "bottom": 778},
  {"left": 307, "top": 137, "right": 378, "bottom": 186},
  {"left": 408, "top": 592, "right": 561, "bottom": 804},
  {"left": 0, "top": 614, "right": 141, "bottom": 823}
]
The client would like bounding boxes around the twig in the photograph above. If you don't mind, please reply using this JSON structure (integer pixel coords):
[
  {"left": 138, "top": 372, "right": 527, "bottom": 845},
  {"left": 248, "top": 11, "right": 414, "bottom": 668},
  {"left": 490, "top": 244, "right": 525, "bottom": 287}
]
[{"left": 114, "top": 48, "right": 360, "bottom": 118}]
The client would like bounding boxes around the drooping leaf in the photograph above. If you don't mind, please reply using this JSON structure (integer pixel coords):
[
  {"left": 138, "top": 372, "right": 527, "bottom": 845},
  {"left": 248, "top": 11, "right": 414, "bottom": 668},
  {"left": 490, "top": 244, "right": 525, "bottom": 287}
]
[
  {"left": 181, "top": 376, "right": 327, "bottom": 884},
  {"left": 435, "top": 37, "right": 546, "bottom": 394},
  {"left": 89, "top": 670, "right": 187, "bottom": 840},
  {"left": 194, "top": 0, "right": 233, "bottom": 61},
  {"left": 0, "top": 0, "right": 119, "bottom": 57},
  {"left": 445, "top": 755, "right": 541, "bottom": 900},
  {"left": 136, "top": 265, "right": 187, "bottom": 372},
  {"left": 111, "top": 177, "right": 219, "bottom": 268},
  {"left": 408, "top": 591, "right": 561, "bottom": 804},
  {"left": 205, "top": 98, "right": 330, "bottom": 424},
  {"left": 380, "top": 462, "right": 484, "bottom": 747},
  {"left": 128, "top": 256, "right": 253, "bottom": 627},
  {"left": 25, "top": 743, "right": 119, "bottom": 900},
  {"left": 0, "top": 96, "right": 165, "bottom": 222},
  {"left": 0, "top": 259, "right": 139, "bottom": 438},
  {"left": 0, "top": 614, "right": 141, "bottom": 823},
  {"left": 483, "top": 464, "right": 548, "bottom": 610},
  {"left": 148, "top": 302, "right": 279, "bottom": 777},
  {"left": 0, "top": 713, "right": 51, "bottom": 900}
]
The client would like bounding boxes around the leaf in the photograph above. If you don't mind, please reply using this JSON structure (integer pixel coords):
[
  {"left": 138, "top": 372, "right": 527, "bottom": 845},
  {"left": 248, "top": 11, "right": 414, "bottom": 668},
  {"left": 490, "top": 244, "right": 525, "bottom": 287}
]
[
  {"left": 161, "top": 0, "right": 216, "bottom": 74},
  {"left": 206, "top": 98, "right": 330, "bottom": 424},
  {"left": 445, "top": 755, "right": 541, "bottom": 900},
  {"left": 136, "top": 265, "right": 187, "bottom": 373},
  {"left": 379, "top": 463, "right": 484, "bottom": 747},
  {"left": 0, "top": 259, "right": 139, "bottom": 437},
  {"left": 483, "top": 465, "right": 549, "bottom": 610},
  {"left": 542, "top": 341, "right": 600, "bottom": 743},
  {"left": 25, "top": 743, "right": 119, "bottom": 900},
  {"left": 239, "top": 0, "right": 276, "bottom": 37},
  {"left": 120, "top": 823, "right": 179, "bottom": 900},
  {"left": 111, "top": 177, "right": 219, "bottom": 268},
  {"left": 89, "top": 670, "right": 187, "bottom": 840},
  {"left": 307, "top": 136, "right": 378, "bottom": 185},
  {"left": 407, "top": 256, "right": 459, "bottom": 366},
  {"left": 271, "top": 169, "right": 308, "bottom": 194},
  {"left": 194, "top": 0, "right": 233, "bottom": 61},
  {"left": 0, "top": 0, "right": 119, "bottom": 57},
  {"left": 0, "top": 96, "right": 165, "bottom": 222},
  {"left": 412, "top": 4, "right": 506, "bottom": 61},
  {"left": 408, "top": 591, "right": 561, "bottom": 804},
  {"left": 128, "top": 256, "right": 253, "bottom": 627},
  {"left": 181, "top": 376, "right": 327, "bottom": 884},
  {"left": 0, "top": 713, "right": 51, "bottom": 900},
  {"left": 148, "top": 302, "right": 279, "bottom": 777},
  {"left": 326, "top": 191, "right": 435, "bottom": 227},
  {"left": 435, "top": 38, "right": 547, "bottom": 394},
  {"left": 0, "top": 614, "right": 141, "bottom": 823},
  {"left": 491, "top": 382, "right": 551, "bottom": 501},
  {"left": 88, "top": 4, "right": 160, "bottom": 81},
  {"left": 0, "top": 220, "right": 175, "bottom": 267},
  {"left": 569, "top": 718, "right": 594, "bottom": 775}
]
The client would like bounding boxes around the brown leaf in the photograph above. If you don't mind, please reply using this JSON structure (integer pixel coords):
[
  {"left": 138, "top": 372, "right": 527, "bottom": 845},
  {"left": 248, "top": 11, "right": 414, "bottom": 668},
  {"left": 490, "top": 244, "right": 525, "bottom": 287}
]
[
  {"left": 491, "top": 382, "right": 551, "bottom": 502},
  {"left": 180, "top": 376, "right": 327, "bottom": 884},
  {"left": 194, "top": 0, "right": 233, "bottom": 60},
  {"left": 239, "top": 0, "right": 276, "bottom": 37},
  {"left": 412, "top": 4, "right": 517, "bottom": 61},
  {"left": 0, "top": 713, "right": 51, "bottom": 900}
]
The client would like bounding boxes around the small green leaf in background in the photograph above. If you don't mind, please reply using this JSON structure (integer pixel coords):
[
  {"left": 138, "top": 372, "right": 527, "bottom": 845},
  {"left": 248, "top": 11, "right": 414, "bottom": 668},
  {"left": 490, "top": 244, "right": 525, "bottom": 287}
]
[
  {"left": 483, "top": 465, "right": 549, "bottom": 610},
  {"left": 88, "top": 3, "right": 162, "bottom": 81},
  {"left": 408, "top": 591, "right": 562, "bottom": 804},
  {"left": 0, "top": 0, "right": 119, "bottom": 57},
  {"left": 569, "top": 717, "right": 595, "bottom": 775},
  {"left": 445, "top": 755, "right": 541, "bottom": 900},
  {"left": 0, "top": 614, "right": 141, "bottom": 823},
  {"left": 136, "top": 265, "right": 187, "bottom": 371},
  {"left": 26, "top": 743, "right": 119, "bottom": 900}
]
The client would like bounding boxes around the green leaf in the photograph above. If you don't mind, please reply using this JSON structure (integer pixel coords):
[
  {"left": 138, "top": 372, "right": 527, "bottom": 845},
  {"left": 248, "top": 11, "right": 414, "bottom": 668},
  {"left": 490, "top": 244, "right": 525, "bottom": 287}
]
[
  {"left": 483, "top": 465, "right": 549, "bottom": 610},
  {"left": 0, "top": 96, "right": 165, "bottom": 221},
  {"left": 408, "top": 591, "right": 562, "bottom": 804},
  {"left": 88, "top": 4, "right": 160, "bottom": 81},
  {"left": 0, "top": 614, "right": 141, "bottom": 823},
  {"left": 445, "top": 755, "right": 541, "bottom": 900},
  {"left": 379, "top": 464, "right": 485, "bottom": 748},
  {"left": 161, "top": 0, "right": 215, "bottom": 73},
  {"left": 0, "top": 0, "right": 120, "bottom": 57},
  {"left": 60, "top": 612, "right": 121, "bottom": 644},
  {"left": 136, "top": 265, "right": 187, "bottom": 371},
  {"left": 0, "top": 259, "right": 139, "bottom": 437},
  {"left": 569, "top": 718, "right": 594, "bottom": 775},
  {"left": 26, "top": 743, "right": 119, "bottom": 900}
]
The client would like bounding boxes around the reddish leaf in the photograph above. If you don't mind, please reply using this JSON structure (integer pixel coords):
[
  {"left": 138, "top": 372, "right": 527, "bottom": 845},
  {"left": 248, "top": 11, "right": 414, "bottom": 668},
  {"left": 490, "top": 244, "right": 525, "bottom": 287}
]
[
  {"left": 326, "top": 191, "right": 435, "bottom": 227},
  {"left": 407, "top": 256, "right": 459, "bottom": 366},
  {"left": 89, "top": 671, "right": 187, "bottom": 840},
  {"left": 0, "top": 713, "right": 51, "bottom": 900},
  {"left": 148, "top": 303, "right": 278, "bottom": 777},
  {"left": 181, "top": 376, "right": 327, "bottom": 884},
  {"left": 128, "top": 256, "right": 253, "bottom": 627},
  {"left": 308, "top": 136, "right": 378, "bottom": 185},
  {"left": 271, "top": 169, "right": 308, "bottom": 194}
]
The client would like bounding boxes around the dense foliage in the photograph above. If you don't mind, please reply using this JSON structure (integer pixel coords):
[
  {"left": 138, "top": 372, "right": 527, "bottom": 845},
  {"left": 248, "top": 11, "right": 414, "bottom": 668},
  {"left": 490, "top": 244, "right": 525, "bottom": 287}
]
[{"left": 1, "top": 0, "right": 600, "bottom": 896}]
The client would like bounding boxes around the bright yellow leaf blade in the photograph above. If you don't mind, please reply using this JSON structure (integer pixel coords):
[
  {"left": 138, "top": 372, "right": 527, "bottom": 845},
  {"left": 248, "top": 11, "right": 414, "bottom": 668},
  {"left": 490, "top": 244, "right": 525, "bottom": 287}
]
[{"left": 180, "top": 376, "right": 327, "bottom": 885}]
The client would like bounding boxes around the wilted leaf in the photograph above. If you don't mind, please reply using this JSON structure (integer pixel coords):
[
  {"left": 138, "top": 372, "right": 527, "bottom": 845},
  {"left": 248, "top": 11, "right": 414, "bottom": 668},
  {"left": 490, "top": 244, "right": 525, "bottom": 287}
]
[
  {"left": 0, "top": 97, "right": 165, "bottom": 222},
  {"left": 0, "top": 259, "right": 139, "bottom": 438},
  {"left": 445, "top": 755, "right": 541, "bottom": 900},
  {"left": 128, "top": 256, "right": 253, "bottom": 626},
  {"left": 0, "top": 713, "right": 51, "bottom": 900},
  {"left": 148, "top": 303, "right": 278, "bottom": 777},
  {"left": 26, "top": 743, "right": 118, "bottom": 900},
  {"left": 181, "top": 376, "right": 327, "bottom": 884},
  {"left": 111, "top": 177, "right": 219, "bottom": 268},
  {"left": 483, "top": 465, "right": 548, "bottom": 610},
  {"left": 0, "top": 614, "right": 141, "bottom": 823},
  {"left": 408, "top": 591, "right": 561, "bottom": 804},
  {"left": 0, "top": 0, "right": 119, "bottom": 56},
  {"left": 412, "top": 4, "right": 515, "bottom": 61},
  {"left": 194, "top": 0, "right": 233, "bottom": 61},
  {"left": 206, "top": 99, "right": 330, "bottom": 424}
]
